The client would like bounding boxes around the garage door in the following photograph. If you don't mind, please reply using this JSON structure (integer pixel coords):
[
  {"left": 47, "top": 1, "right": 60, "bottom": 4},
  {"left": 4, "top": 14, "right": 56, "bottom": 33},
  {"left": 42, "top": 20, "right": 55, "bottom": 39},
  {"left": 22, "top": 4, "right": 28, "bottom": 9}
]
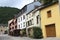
[{"left": 45, "top": 24, "right": 56, "bottom": 37}]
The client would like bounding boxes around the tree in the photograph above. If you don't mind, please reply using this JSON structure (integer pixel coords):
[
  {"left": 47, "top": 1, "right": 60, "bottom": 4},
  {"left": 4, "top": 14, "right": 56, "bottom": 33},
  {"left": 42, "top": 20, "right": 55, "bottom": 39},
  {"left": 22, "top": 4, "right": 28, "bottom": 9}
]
[
  {"left": 0, "top": 7, "right": 20, "bottom": 24},
  {"left": 38, "top": 0, "right": 58, "bottom": 4}
]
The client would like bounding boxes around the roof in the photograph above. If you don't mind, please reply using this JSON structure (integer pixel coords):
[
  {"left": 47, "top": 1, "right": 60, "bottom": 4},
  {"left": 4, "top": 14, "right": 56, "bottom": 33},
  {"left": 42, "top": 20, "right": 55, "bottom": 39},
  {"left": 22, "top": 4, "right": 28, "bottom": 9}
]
[
  {"left": 26, "top": 1, "right": 58, "bottom": 15},
  {"left": 8, "top": 19, "right": 13, "bottom": 24},
  {"left": 39, "top": 1, "right": 58, "bottom": 10},
  {"left": 26, "top": 6, "right": 40, "bottom": 15},
  {"left": 15, "top": 5, "right": 27, "bottom": 18},
  {"left": 16, "top": 1, "right": 41, "bottom": 18},
  {"left": 25, "top": 1, "right": 41, "bottom": 13}
]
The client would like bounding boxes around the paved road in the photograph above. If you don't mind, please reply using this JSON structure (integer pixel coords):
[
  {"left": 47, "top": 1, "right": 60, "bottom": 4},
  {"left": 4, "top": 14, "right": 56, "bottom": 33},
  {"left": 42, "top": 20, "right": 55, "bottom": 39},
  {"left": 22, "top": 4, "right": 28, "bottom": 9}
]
[
  {"left": 0, "top": 34, "right": 13, "bottom": 40},
  {"left": 0, "top": 34, "right": 60, "bottom": 40}
]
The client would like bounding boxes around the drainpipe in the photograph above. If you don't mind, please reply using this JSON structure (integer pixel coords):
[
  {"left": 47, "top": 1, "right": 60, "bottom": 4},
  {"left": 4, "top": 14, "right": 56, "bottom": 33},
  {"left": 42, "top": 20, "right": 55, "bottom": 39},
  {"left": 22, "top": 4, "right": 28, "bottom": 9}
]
[
  {"left": 26, "top": 15, "right": 29, "bottom": 37},
  {"left": 59, "top": 0, "right": 60, "bottom": 10},
  {"left": 58, "top": 0, "right": 60, "bottom": 15}
]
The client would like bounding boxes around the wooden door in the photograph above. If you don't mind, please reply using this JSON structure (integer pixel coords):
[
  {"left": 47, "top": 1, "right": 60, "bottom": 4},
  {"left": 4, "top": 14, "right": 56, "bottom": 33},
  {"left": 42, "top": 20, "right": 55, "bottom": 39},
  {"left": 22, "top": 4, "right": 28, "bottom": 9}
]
[{"left": 45, "top": 24, "right": 56, "bottom": 37}]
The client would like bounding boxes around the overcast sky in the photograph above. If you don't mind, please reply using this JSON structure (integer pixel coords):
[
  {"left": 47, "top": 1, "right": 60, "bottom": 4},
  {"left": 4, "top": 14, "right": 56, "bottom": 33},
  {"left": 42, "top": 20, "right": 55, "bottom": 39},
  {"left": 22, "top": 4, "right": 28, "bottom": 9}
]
[{"left": 0, "top": 0, "right": 34, "bottom": 9}]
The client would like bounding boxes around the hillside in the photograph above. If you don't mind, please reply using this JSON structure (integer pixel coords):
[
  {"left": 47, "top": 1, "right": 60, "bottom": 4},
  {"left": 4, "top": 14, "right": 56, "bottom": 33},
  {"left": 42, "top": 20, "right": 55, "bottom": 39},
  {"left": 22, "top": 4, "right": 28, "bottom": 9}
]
[{"left": 0, "top": 7, "right": 20, "bottom": 24}]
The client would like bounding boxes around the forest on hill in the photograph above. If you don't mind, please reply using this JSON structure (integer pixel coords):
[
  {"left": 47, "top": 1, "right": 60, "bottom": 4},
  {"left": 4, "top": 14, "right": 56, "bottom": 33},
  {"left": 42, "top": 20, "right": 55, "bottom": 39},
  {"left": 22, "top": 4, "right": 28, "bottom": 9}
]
[{"left": 0, "top": 7, "right": 20, "bottom": 24}]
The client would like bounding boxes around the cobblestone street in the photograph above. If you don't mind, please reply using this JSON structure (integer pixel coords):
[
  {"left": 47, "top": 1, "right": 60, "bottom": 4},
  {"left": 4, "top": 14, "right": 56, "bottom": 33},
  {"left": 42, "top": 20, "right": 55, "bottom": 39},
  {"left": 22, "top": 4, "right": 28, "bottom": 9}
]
[{"left": 0, "top": 34, "right": 60, "bottom": 40}]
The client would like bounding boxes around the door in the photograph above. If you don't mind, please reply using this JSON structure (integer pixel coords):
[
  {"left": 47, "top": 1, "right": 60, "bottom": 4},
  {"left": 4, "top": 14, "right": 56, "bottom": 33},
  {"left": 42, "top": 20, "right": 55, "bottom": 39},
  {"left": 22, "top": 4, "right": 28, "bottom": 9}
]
[{"left": 45, "top": 24, "right": 56, "bottom": 37}]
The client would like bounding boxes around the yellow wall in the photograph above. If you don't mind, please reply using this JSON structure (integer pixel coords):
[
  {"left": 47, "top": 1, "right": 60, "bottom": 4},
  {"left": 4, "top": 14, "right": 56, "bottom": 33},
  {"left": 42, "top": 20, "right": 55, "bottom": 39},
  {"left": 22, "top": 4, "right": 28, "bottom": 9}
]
[{"left": 40, "top": 3, "right": 60, "bottom": 38}]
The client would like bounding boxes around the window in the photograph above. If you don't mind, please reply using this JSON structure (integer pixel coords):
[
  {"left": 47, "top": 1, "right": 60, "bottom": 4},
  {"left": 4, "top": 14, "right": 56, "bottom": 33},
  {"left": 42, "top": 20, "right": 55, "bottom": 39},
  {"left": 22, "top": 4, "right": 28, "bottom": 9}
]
[
  {"left": 23, "top": 15, "right": 25, "bottom": 20},
  {"left": 28, "top": 21, "right": 30, "bottom": 26},
  {"left": 19, "top": 25, "right": 20, "bottom": 28},
  {"left": 26, "top": 22, "right": 28, "bottom": 27},
  {"left": 47, "top": 10, "right": 51, "bottom": 18},
  {"left": 29, "top": 20, "right": 31, "bottom": 26},
  {"left": 24, "top": 7, "right": 27, "bottom": 12},
  {"left": 18, "top": 18, "right": 20, "bottom": 22},
  {"left": 11, "top": 22, "right": 14, "bottom": 25},
  {"left": 21, "top": 17, "right": 22, "bottom": 21},
  {"left": 9, "top": 28, "right": 11, "bottom": 30},
  {"left": 36, "top": 15, "right": 39, "bottom": 24},
  {"left": 23, "top": 22, "right": 25, "bottom": 27},
  {"left": 12, "top": 27, "right": 14, "bottom": 29},
  {"left": 15, "top": 26, "right": 17, "bottom": 29},
  {"left": 30, "top": 20, "right": 32, "bottom": 25},
  {"left": 27, "top": 19, "right": 33, "bottom": 27},
  {"left": 27, "top": 21, "right": 30, "bottom": 26},
  {"left": 27, "top": 15, "right": 28, "bottom": 20},
  {"left": 30, "top": 19, "right": 33, "bottom": 25},
  {"left": 21, "top": 23, "right": 22, "bottom": 28}
]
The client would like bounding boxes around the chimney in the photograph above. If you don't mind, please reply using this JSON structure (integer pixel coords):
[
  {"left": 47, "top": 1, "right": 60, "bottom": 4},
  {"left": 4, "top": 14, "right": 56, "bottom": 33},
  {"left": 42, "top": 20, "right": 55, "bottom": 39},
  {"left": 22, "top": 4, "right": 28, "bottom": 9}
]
[{"left": 34, "top": 0, "right": 37, "bottom": 2}]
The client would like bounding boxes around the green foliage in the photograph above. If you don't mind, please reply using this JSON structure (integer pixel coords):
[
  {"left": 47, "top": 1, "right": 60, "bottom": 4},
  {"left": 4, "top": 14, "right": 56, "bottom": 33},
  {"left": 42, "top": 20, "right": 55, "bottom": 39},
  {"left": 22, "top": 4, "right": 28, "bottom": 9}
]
[
  {"left": 33, "top": 27, "right": 43, "bottom": 39},
  {"left": 38, "top": 0, "right": 58, "bottom": 4},
  {"left": 28, "top": 27, "right": 43, "bottom": 39},
  {"left": 0, "top": 7, "right": 20, "bottom": 24},
  {"left": 20, "top": 29, "right": 26, "bottom": 37},
  {"left": 22, "top": 29, "right": 26, "bottom": 36}
]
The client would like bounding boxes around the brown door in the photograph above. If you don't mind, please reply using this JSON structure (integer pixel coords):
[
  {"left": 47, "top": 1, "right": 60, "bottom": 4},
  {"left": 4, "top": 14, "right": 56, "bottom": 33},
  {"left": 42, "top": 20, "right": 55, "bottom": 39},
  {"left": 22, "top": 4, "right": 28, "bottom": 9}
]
[{"left": 45, "top": 24, "right": 56, "bottom": 37}]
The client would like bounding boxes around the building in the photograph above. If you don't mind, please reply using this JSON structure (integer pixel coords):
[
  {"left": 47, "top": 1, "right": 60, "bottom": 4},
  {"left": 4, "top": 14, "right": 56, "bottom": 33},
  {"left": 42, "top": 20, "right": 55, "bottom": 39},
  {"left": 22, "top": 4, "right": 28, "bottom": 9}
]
[
  {"left": 17, "top": 1, "right": 41, "bottom": 30},
  {"left": 26, "top": 7, "right": 41, "bottom": 36},
  {"left": 8, "top": 19, "right": 13, "bottom": 35},
  {"left": 0, "top": 24, "right": 8, "bottom": 34},
  {"left": 40, "top": 1, "right": 60, "bottom": 38},
  {"left": 8, "top": 18, "right": 18, "bottom": 36},
  {"left": 16, "top": 1, "right": 41, "bottom": 36},
  {"left": 17, "top": 5, "right": 27, "bottom": 30}
]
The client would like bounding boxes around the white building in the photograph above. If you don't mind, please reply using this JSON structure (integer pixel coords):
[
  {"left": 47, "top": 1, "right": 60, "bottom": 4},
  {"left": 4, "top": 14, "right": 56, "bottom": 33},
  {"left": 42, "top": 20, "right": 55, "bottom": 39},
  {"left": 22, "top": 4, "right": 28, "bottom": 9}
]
[
  {"left": 17, "top": 6, "right": 27, "bottom": 29},
  {"left": 17, "top": 13, "right": 26, "bottom": 29},
  {"left": 17, "top": 1, "right": 41, "bottom": 30},
  {"left": 26, "top": 8, "right": 40, "bottom": 29}
]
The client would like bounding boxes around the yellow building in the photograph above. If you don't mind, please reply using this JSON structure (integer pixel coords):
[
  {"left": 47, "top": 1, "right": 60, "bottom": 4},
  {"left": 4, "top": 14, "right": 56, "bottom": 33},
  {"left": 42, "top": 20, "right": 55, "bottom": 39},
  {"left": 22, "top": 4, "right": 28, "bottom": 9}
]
[{"left": 40, "top": 1, "right": 60, "bottom": 38}]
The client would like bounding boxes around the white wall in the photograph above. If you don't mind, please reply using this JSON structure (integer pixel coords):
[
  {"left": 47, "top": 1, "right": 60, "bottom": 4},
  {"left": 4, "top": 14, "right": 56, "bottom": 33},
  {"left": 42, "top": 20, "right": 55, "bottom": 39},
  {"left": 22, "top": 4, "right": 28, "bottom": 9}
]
[
  {"left": 26, "top": 10, "right": 40, "bottom": 28},
  {"left": 17, "top": 13, "right": 26, "bottom": 29},
  {"left": 33, "top": 11, "right": 40, "bottom": 27}
]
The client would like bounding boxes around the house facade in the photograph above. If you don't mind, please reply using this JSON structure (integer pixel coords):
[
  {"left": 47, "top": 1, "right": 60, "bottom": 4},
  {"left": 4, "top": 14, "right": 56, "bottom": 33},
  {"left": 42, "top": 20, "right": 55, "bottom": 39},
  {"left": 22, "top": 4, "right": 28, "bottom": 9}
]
[
  {"left": 17, "top": 13, "right": 26, "bottom": 29},
  {"left": 26, "top": 10, "right": 40, "bottom": 28},
  {"left": 17, "top": 1, "right": 41, "bottom": 30},
  {"left": 26, "top": 8, "right": 41, "bottom": 36},
  {"left": 8, "top": 18, "right": 17, "bottom": 36},
  {"left": 17, "top": 6, "right": 27, "bottom": 30},
  {"left": 0, "top": 25, "right": 8, "bottom": 34},
  {"left": 8, "top": 19, "right": 14, "bottom": 35},
  {"left": 40, "top": 1, "right": 60, "bottom": 38}
]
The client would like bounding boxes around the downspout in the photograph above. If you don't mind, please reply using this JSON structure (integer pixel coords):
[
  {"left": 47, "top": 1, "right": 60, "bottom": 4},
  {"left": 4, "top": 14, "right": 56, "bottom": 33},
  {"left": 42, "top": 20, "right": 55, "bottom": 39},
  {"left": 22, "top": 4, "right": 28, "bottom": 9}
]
[{"left": 58, "top": 0, "right": 60, "bottom": 14}]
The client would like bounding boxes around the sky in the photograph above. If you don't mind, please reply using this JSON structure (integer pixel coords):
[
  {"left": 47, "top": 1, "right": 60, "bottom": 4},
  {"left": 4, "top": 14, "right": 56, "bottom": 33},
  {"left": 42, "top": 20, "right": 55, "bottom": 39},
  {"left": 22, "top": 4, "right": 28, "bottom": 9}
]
[{"left": 0, "top": 0, "right": 34, "bottom": 9}]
